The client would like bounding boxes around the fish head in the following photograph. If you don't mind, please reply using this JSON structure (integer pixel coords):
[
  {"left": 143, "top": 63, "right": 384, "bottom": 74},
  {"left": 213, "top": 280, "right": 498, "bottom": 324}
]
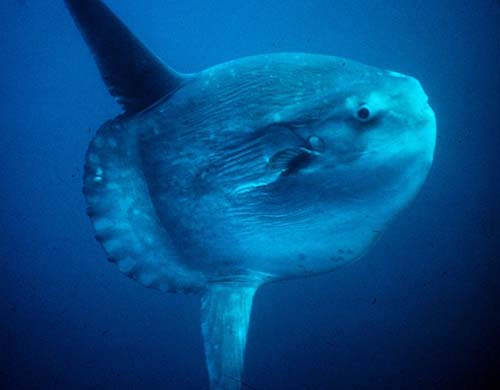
[{"left": 286, "top": 63, "right": 437, "bottom": 204}]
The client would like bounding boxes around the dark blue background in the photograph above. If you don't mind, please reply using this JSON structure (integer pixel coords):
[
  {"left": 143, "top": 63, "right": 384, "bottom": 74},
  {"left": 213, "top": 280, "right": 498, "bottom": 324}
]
[{"left": 1, "top": 0, "right": 499, "bottom": 388}]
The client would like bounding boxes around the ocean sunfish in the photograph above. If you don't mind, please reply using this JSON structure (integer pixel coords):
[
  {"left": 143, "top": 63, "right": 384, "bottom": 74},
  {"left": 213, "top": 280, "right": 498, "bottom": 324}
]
[{"left": 65, "top": 1, "right": 436, "bottom": 389}]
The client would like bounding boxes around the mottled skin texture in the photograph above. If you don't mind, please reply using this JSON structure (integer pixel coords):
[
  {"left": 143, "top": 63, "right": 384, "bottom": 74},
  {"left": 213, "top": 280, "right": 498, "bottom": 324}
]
[{"left": 118, "top": 53, "right": 436, "bottom": 284}]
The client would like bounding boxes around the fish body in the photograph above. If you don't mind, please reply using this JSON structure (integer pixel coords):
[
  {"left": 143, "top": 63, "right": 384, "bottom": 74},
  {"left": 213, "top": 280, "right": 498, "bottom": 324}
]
[
  {"left": 91, "top": 53, "right": 434, "bottom": 284},
  {"left": 66, "top": 1, "right": 436, "bottom": 389}
]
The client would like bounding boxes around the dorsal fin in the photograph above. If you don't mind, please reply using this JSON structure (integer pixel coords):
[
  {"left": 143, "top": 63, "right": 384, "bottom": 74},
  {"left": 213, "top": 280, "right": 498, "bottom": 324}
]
[{"left": 65, "top": 0, "right": 187, "bottom": 113}]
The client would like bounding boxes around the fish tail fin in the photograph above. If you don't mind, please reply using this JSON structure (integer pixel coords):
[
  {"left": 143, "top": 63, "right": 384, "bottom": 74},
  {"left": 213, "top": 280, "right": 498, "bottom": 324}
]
[{"left": 200, "top": 283, "right": 259, "bottom": 390}]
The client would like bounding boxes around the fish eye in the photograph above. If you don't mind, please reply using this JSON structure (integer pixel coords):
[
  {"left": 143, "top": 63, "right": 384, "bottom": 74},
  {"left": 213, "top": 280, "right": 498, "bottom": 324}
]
[{"left": 356, "top": 106, "right": 371, "bottom": 121}]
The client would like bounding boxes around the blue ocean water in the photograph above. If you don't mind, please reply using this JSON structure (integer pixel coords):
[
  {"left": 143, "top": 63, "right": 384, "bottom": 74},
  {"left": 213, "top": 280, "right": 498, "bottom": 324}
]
[{"left": 1, "top": 0, "right": 499, "bottom": 388}]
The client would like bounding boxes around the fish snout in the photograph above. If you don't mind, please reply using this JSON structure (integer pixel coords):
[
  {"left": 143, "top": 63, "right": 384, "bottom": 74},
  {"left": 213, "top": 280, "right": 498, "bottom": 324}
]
[
  {"left": 390, "top": 75, "right": 435, "bottom": 130},
  {"left": 400, "top": 77, "right": 437, "bottom": 162}
]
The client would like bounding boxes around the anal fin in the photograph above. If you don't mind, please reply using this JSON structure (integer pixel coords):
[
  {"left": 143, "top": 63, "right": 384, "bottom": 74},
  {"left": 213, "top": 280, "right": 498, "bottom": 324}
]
[{"left": 201, "top": 283, "right": 259, "bottom": 390}]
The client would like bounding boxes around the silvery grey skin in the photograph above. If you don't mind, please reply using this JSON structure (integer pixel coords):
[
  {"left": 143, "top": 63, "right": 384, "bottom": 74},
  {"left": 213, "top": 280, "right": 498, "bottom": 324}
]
[{"left": 66, "top": 1, "right": 436, "bottom": 389}]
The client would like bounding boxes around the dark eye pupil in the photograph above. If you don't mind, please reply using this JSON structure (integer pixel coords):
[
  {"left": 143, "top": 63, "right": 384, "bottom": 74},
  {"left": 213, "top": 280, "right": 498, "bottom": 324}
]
[{"left": 357, "top": 107, "right": 370, "bottom": 120}]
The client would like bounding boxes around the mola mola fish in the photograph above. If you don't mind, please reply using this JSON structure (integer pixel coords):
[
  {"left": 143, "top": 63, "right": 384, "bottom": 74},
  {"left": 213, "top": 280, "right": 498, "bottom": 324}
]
[{"left": 65, "top": 0, "right": 436, "bottom": 388}]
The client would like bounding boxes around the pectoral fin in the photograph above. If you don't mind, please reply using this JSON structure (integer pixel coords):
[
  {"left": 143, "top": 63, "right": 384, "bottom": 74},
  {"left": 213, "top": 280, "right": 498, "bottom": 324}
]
[{"left": 267, "top": 147, "right": 315, "bottom": 175}]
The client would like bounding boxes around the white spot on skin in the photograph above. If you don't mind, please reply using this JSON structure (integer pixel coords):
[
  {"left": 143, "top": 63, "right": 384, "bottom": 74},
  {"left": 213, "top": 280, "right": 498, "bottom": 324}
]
[
  {"left": 308, "top": 136, "right": 325, "bottom": 152},
  {"left": 103, "top": 239, "right": 123, "bottom": 252},
  {"left": 94, "top": 218, "right": 113, "bottom": 231},
  {"left": 388, "top": 70, "right": 407, "bottom": 79},
  {"left": 118, "top": 257, "right": 136, "bottom": 273},
  {"left": 138, "top": 272, "right": 155, "bottom": 286},
  {"left": 94, "top": 166, "right": 104, "bottom": 182},
  {"left": 88, "top": 153, "right": 100, "bottom": 164}
]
